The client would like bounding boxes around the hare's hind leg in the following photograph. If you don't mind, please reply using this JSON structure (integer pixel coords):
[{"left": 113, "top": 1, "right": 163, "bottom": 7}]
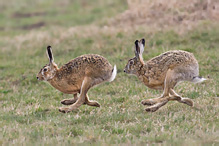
[
  {"left": 84, "top": 77, "right": 107, "bottom": 107},
  {"left": 142, "top": 69, "right": 176, "bottom": 106},
  {"left": 169, "top": 89, "right": 193, "bottom": 106},
  {"left": 59, "top": 77, "right": 104, "bottom": 113},
  {"left": 61, "top": 94, "right": 78, "bottom": 105},
  {"left": 145, "top": 69, "right": 178, "bottom": 112},
  {"left": 59, "top": 77, "right": 93, "bottom": 113},
  {"left": 85, "top": 94, "right": 100, "bottom": 107}
]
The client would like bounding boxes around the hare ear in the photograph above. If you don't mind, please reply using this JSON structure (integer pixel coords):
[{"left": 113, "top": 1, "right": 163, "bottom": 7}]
[
  {"left": 139, "top": 38, "right": 145, "bottom": 55},
  {"left": 134, "top": 40, "right": 144, "bottom": 65},
  {"left": 134, "top": 40, "right": 140, "bottom": 58},
  {"left": 141, "top": 38, "right": 145, "bottom": 46},
  {"left": 47, "top": 46, "right": 54, "bottom": 63}
]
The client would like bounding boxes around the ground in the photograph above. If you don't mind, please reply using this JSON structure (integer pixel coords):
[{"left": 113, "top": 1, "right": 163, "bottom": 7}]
[{"left": 0, "top": 0, "right": 218, "bottom": 145}]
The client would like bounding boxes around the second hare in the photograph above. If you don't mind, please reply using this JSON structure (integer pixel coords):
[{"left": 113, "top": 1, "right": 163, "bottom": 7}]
[
  {"left": 124, "top": 39, "right": 206, "bottom": 112},
  {"left": 37, "top": 46, "right": 117, "bottom": 113}
]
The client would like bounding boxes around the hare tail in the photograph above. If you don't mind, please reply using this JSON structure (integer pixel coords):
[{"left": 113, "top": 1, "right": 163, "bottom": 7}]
[
  {"left": 192, "top": 76, "right": 207, "bottom": 84},
  {"left": 107, "top": 65, "right": 117, "bottom": 82}
]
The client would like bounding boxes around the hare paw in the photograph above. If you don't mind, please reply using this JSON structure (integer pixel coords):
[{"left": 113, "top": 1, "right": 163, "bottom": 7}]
[
  {"left": 94, "top": 102, "right": 100, "bottom": 107},
  {"left": 59, "top": 107, "right": 71, "bottom": 113},
  {"left": 145, "top": 106, "right": 159, "bottom": 112},
  {"left": 61, "top": 99, "right": 77, "bottom": 105},
  {"left": 86, "top": 101, "right": 100, "bottom": 107},
  {"left": 92, "top": 102, "right": 100, "bottom": 107},
  {"left": 181, "top": 98, "right": 194, "bottom": 107},
  {"left": 141, "top": 99, "right": 157, "bottom": 106}
]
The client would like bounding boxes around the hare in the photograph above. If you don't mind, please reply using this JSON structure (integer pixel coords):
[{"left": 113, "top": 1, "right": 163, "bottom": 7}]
[
  {"left": 37, "top": 46, "right": 117, "bottom": 113},
  {"left": 124, "top": 38, "right": 206, "bottom": 112}
]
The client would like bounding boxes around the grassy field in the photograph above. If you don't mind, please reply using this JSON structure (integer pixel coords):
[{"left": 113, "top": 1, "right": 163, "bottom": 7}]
[{"left": 0, "top": 0, "right": 218, "bottom": 145}]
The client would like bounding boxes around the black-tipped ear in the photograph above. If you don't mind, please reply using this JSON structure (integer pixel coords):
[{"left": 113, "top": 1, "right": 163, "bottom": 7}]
[
  {"left": 134, "top": 40, "right": 140, "bottom": 57},
  {"left": 142, "top": 38, "right": 145, "bottom": 46},
  {"left": 135, "top": 40, "right": 138, "bottom": 45},
  {"left": 47, "top": 46, "right": 53, "bottom": 63}
]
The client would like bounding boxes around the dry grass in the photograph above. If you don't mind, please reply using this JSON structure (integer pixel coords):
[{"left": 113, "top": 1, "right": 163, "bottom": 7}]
[{"left": 110, "top": 0, "right": 219, "bottom": 33}]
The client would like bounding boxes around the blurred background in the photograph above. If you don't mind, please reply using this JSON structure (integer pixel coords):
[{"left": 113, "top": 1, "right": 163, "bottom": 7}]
[{"left": 1, "top": 0, "right": 218, "bottom": 36}]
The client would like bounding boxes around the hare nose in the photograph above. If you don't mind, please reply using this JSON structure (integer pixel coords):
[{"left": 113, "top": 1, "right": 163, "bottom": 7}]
[{"left": 124, "top": 70, "right": 126, "bottom": 72}]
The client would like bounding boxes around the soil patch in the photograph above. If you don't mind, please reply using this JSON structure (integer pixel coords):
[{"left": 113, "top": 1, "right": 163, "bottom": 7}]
[
  {"left": 12, "top": 12, "right": 47, "bottom": 18},
  {"left": 21, "top": 21, "right": 45, "bottom": 30}
]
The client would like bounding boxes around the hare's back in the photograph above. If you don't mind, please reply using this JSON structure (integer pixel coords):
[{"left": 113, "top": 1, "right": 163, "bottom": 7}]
[
  {"left": 63, "top": 54, "right": 112, "bottom": 74},
  {"left": 75, "top": 54, "right": 111, "bottom": 68},
  {"left": 147, "top": 50, "right": 197, "bottom": 70}
]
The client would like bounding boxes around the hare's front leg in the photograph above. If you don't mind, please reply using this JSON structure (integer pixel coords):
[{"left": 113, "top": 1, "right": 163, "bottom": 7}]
[
  {"left": 145, "top": 97, "right": 169, "bottom": 112},
  {"left": 141, "top": 97, "right": 164, "bottom": 106},
  {"left": 59, "top": 77, "right": 93, "bottom": 113},
  {"left": 61, "top": 94, "right": 78, "bottom": 105}
]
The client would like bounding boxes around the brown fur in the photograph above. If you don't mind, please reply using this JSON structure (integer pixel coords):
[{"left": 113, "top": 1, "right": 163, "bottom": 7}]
[
  {"left": 37, "top": 46, "right": 116, "bottom": 113},
  {"left": 124, "top": 39, "right": 204, "bottom": 112}
]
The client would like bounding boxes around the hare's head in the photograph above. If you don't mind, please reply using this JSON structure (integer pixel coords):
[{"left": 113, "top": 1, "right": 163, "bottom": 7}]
[
  {"left": 37, "top": 46, "right": 58, "bottom": 81},
  {"left": 124, "top": 38, "right": 145, "bottom": 74}
]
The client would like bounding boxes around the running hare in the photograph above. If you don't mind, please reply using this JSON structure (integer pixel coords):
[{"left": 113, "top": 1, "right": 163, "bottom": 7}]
[
  {"left": 37, "top": 46, "right": 117, "bottom": 113},
  {"left": 124, "top": 38, "right": 206, "bottom": 112}
]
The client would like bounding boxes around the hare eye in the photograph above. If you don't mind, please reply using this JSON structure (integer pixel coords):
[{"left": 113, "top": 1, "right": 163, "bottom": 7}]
[
  {"left": 43, "top": 68, "right": 47, "bottom": 72},
  {"left": 130, "top": 60, "right": 134, "bottom": 65}
]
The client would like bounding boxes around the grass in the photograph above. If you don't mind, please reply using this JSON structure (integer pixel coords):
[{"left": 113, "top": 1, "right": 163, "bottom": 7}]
[{"left": 0, "top": 0, "right": 219, "bottom": 145}]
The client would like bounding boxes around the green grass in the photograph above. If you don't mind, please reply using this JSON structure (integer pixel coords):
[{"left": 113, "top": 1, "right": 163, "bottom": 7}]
[{"left": 0, "top": 0, "right": 219, "bottom": 145}]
